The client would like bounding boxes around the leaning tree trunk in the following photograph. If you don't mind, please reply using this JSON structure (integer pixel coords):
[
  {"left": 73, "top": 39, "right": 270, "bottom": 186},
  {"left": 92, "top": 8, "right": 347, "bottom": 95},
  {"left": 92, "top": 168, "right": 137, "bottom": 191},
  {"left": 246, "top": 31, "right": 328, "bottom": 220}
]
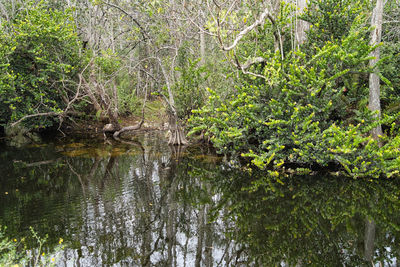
[{"left": 168, "top": 110, "right": 188, "bottom": 146}]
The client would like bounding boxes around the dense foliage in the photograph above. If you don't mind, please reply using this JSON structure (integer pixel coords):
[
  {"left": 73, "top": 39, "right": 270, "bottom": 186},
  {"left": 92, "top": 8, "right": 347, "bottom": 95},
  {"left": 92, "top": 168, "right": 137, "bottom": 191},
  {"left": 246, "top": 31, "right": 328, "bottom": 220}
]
[
  {"left": 301, "top": 0, "right": 371, "bottom": 47},
  {"left": 189, "top": 1, "right": 400, "bottom": 178},
  {"left": 0, "top": 1, "right": 81, "bottom": 130},
  {"left": 173, "top": 50, "right": 208, "bottom": 120},
  {"left": 0, "top": 0, "right": 399, "bottom": 178}
]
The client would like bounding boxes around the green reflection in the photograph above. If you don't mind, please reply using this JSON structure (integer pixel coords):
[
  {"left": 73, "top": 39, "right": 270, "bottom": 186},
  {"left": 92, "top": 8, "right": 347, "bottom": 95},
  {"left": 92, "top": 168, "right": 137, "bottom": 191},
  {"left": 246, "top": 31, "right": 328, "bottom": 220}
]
[
  {"left": 205, "top": 167, "right": 400, "bottom": 266},
  {"left": 1, "top": 134, "right": 400, "bottom": 266}
]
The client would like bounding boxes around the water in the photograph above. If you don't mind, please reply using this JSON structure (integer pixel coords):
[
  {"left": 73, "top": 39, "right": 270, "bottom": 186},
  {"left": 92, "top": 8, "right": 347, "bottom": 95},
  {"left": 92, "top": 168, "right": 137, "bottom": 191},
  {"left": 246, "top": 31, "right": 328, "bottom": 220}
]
[{"left": 1, "top": 132, "right": 400, "bottom": 266}]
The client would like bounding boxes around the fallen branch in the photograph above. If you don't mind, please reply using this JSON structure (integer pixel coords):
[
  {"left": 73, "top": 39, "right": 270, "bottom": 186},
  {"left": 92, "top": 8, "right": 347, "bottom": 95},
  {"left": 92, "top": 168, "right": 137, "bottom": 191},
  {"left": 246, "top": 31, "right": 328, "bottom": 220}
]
[{"left": 112, "top": 121, "right": 144, "bottom": 138}]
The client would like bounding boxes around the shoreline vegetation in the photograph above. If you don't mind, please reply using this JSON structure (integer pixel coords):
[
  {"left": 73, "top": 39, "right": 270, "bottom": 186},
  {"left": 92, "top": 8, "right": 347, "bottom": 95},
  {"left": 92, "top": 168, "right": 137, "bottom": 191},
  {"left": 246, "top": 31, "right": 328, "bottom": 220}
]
[
  {"left": 0, "top": 0, "right": 399, "bottom": 178},
  {"left": 0, "top": 226, "right": 64, "bottom": 266},
  {"left": 2, "top": 1, "right": 400, "bottom": 265}
]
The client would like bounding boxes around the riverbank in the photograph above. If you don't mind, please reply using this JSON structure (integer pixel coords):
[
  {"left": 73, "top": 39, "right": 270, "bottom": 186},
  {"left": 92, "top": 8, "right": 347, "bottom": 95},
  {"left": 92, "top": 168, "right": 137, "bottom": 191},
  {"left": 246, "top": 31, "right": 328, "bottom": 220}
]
[
  {"left": 1, "top": 99, "right": 171, "bottom": 146},
  {"left": 66, "top": 98, "right": 169, "bottom": 135}
]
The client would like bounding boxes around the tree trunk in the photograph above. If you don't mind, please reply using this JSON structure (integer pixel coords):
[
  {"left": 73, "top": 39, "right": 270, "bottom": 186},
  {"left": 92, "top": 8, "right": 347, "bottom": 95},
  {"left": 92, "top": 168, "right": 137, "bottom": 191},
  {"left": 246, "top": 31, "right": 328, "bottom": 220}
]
[
  {"left": 295, "top": 0, "right": 309, "bottom": 47},
  {"left": 200, "top": 10, "right": 206, "bottom": 66},
  {"left": 105, "top": 106, "right": 121, "bottom": 132},
  {"left": 195, "top": 205, "right": 205, "bottom": 267},
  {"left": 157, "top": 56, "right": 188, "bottom": 146},
  {"left": 204, "top": 205, "right": 213, "bottom": 267},
  {"left": 369, "top": 0, "right": 384, "bottom": 145},
  {"left": 272, "top": 0, "right": 282, "bottom": 52},
  {"left": 168, "top": 110, "right": 188, "bottom": 146}
]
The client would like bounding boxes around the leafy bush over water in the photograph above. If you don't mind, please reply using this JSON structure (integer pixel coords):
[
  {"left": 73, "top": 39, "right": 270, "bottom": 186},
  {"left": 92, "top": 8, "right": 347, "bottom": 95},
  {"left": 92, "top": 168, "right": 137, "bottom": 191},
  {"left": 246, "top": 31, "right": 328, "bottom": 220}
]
[{"left": 189, "top": 13, "right": 400, "bottom": 178}]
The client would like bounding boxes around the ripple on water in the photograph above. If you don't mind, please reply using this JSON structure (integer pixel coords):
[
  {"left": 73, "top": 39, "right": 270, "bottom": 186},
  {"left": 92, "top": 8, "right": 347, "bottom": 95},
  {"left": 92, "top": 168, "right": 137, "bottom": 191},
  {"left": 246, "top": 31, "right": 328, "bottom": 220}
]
[{"left": 4, "top": 133, "right": 399, "bottom": 266}]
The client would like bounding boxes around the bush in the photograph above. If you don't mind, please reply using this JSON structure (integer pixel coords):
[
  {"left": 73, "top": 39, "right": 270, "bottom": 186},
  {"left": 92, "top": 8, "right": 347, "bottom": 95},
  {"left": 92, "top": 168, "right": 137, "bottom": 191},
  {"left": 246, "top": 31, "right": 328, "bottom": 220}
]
[
  {"left": 189, "top": 16, "right": 400, "bottom": 178},
  {"left": 0, "top": 1, "right": 81, "bottom": 130},
  {"left": 0, "top": 226, "right": 64, "bottom": 266},
  {"left": 117, "top": 72, "right": 140, "bottom": 116},
  {"left": 0, "top": 227, "right": 24, "bottom": 266}
]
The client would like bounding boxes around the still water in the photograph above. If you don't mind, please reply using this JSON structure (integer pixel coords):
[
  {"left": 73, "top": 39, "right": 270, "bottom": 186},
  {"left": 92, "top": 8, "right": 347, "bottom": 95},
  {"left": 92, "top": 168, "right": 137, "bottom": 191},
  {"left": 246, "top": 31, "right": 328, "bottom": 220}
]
[{"left": 1, "top": 132, "right": 400, "bottom": 266}]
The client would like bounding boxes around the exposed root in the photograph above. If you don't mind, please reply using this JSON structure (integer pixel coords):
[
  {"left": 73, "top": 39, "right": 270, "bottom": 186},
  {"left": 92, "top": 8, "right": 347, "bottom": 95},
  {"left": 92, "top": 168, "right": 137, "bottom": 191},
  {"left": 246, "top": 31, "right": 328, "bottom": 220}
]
[{"left": 168, "top": 126, "right": 188, "bottom": 146}]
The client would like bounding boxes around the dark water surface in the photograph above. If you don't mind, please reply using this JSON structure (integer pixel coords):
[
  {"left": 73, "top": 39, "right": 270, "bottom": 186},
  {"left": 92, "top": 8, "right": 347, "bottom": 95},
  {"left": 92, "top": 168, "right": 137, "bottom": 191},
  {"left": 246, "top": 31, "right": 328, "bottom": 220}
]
[{"left": 1, "top": 132, "right": 400, "bottom": 266}]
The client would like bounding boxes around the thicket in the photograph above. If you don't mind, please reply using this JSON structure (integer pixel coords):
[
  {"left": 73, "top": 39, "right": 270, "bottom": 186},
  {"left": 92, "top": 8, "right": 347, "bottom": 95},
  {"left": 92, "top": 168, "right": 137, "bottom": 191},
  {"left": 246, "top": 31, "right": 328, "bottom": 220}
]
[
  {"left": 0, "top": 0, "right": 399, "bottom": 177},
  {"left": 172, "top": 44, "right": 208, "bottom": 121},
  {"left": 189, "top": 1, "right": 400, "bottom": 178},
  {"left": 0, "top": 1, "right": 81, "bottom": 131}
]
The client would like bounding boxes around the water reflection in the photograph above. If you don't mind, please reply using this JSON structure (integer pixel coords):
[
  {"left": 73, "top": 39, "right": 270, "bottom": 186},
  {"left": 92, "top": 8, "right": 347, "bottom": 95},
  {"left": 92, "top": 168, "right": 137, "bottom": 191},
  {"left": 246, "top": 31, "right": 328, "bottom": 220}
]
[
  {"left": 0, "top": 133, "right": 234, "bottom": 266},
  {"left": 208, "top": 169, "right": 400, "bottom": 266},
  {"left": 1, "top": 133, "right": 400, "bottom": 266}
]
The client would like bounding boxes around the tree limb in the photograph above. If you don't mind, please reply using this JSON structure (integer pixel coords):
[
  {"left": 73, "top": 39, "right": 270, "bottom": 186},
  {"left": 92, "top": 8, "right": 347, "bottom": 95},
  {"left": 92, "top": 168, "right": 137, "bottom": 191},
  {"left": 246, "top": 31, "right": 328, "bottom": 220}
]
[
  {"left": 241, "top": 57, "right": 266, "bottom": 70},
  {"left": 10, "top": 112, "right": 61, "bottom": 127},
  {"left": 220, "top": 7, "right": 271, "bottom": 51},
  {"left": 102, "top": 1, "right": 149, "bottom": 41}
]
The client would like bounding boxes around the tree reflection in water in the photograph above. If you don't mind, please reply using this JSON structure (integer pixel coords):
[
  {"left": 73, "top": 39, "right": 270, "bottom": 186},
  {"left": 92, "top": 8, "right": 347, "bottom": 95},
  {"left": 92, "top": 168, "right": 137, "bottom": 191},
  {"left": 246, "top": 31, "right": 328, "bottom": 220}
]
[
  {"left": 208, "top": 168, "right": 400, "bottom": 266},
  {"left": 1, "top": 133, "right": 400, "bottom": 266}
]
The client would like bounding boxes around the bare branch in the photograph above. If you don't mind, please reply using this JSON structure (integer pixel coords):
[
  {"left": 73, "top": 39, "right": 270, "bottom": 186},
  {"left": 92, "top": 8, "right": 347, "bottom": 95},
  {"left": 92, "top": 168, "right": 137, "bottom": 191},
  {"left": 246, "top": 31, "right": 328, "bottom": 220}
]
[
  {"left": 10, "top": 112, "right": 61, "bottom": 127},
  {"left": 13, "top": 159, "right": 60, "bottom": 168},
  {"left": 101, "top": 1, "right": 149, "bottom": 40},
  {"left": 221, "top": 7, "right": 271, "bottom": 51},
  {"left": 231, "top": 53, "right": 266, "bottom": 80},
  {"left": 220, "top": 0, "right": 239, "bottom": 27}
]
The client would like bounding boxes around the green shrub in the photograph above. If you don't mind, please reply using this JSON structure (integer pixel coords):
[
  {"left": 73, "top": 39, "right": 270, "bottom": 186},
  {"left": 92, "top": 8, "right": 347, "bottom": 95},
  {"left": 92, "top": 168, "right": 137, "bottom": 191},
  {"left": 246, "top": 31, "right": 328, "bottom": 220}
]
[
  {"left": 0, "top": 1, "right": 81, "bottom": 130},
  {"left": 301, "top": 0, "right": 370, "bottom": 48},
  {"left": 116, "top": 72, "right": 140, "bottom": 116},
  {"left": 0, "top": 227, "right": 25, "bottom": 266},
  {"left": 171, "top": 43, "right": 208, "bottom": 120},
  {"left": 0, "top": 226, "right": 64, "bottom": 266},
  {"left": 189, "top": 16, "right": 400, "bottom": 178}
]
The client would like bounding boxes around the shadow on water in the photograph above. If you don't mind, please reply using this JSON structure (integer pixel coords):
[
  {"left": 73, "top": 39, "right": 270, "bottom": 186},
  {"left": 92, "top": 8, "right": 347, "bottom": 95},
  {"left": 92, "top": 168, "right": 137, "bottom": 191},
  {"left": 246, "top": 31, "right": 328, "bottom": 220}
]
[{"left": 1, "top": 132, "right": 400, "bottom": 266}]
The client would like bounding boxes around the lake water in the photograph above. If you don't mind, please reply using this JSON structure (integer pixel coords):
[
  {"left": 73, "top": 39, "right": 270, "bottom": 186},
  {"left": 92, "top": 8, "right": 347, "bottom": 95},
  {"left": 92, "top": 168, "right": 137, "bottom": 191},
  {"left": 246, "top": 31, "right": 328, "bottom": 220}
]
[{"left": 1, "top": 132, "right": 400, "bottom": 266}]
